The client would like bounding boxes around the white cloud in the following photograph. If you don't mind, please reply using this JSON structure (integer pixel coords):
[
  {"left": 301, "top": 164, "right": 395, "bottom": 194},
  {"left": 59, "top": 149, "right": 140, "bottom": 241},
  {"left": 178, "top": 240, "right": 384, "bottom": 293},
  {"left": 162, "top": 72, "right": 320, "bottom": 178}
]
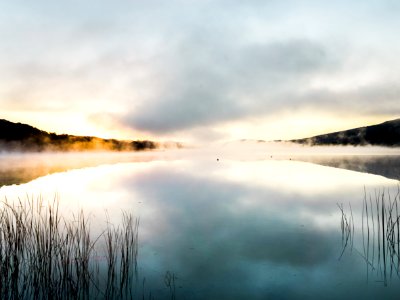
[{"left": 0, "top": 0, "right": 399, "bottom": 140}]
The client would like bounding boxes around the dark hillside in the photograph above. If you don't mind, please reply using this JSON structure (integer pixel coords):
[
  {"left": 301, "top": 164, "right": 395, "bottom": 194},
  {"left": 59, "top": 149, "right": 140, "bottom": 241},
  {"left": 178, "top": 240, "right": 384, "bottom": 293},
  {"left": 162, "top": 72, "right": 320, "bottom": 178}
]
[
  {"left": 291, "top": 118, "right": 400, "bottom": 146},
  {"left": 0, "top": 119, "right": 157, "bottom": 152},
  {"left": 0, "top": 119, "right": 47, "bottom": 141}
]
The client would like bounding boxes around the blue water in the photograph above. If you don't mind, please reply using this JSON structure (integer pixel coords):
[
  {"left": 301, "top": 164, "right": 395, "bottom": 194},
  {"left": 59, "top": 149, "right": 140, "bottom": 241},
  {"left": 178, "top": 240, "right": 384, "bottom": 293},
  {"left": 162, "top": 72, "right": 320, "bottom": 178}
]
[{"left": 0, "top": 150, "right": 399, "bottom": 299}]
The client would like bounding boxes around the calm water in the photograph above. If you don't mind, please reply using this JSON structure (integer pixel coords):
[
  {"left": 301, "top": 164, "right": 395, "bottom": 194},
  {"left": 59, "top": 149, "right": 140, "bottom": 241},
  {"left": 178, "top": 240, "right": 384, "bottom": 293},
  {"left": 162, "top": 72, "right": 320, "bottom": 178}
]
[{"left": 0, "top": 147, "right": 400, "bottom": 299}]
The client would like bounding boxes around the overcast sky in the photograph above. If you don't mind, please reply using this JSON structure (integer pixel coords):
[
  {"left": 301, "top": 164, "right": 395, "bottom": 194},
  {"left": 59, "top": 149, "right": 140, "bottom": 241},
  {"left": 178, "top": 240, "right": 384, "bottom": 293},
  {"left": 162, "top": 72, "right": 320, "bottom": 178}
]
[{"left": 1, "top": 0, "right": 399, "bottom": 143}]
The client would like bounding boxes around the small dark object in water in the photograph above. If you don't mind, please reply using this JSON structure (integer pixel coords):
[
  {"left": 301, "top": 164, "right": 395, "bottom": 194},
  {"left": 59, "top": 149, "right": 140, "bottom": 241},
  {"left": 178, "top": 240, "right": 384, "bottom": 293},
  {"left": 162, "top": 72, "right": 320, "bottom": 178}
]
[{"left": 217, "top": 158, "right": 219, "bottom": 161}]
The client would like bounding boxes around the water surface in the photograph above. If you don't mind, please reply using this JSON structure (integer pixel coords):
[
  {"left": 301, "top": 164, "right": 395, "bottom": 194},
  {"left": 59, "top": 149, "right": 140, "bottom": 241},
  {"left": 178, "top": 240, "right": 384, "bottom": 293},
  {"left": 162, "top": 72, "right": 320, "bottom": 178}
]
[{"left": 0, "top": 148, "right": 399, "bottom": 299}]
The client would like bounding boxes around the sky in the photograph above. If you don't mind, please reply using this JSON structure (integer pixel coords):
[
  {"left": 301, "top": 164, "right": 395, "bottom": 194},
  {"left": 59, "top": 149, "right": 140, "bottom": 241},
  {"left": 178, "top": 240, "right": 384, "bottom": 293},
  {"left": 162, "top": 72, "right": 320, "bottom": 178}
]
[{"left": 1, "top": 0, "right": 400, "bottom": 144}]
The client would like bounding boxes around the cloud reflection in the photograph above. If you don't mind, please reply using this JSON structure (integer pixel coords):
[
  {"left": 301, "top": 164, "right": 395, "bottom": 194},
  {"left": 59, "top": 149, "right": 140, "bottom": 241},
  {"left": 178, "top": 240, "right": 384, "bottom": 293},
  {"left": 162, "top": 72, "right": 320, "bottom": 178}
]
[
  {"left": 116, "top": 167, "right": 347, "bottom": 298},
  {"left": 1, "top": 155, "right": 400, "bottom": 299}
]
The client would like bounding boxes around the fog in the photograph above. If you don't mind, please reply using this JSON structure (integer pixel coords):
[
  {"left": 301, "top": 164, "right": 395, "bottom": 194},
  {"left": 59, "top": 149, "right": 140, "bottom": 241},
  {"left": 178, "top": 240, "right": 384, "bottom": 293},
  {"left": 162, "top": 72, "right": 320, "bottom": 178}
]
[{"left": 1, "top": 143, "right": 399, "bottom": 187}]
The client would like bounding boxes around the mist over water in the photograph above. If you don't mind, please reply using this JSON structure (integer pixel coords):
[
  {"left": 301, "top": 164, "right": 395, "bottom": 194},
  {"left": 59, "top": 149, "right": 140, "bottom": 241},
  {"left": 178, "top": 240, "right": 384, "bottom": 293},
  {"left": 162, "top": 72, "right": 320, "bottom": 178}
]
[{"left": 0, "top": 145, "right": 400, "bottom": 299}]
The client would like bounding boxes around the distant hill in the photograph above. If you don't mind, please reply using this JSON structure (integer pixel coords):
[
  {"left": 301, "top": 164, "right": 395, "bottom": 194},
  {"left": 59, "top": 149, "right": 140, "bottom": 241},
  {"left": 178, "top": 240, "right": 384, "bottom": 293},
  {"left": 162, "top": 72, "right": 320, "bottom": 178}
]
[
  {"left": 291, "top": 118, "right": 400, "bottom": 146},
  {"left": 0, "top": 119, "right": 158, "bottom": 152}
]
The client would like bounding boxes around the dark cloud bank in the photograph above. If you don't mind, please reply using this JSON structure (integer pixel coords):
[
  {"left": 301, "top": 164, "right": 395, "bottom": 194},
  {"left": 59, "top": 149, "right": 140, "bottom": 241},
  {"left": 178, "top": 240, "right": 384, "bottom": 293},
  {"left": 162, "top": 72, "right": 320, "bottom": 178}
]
[
  {"left": 119, "top": 35, "right": 400, "bottom": 135},
  {"left": 121, "top": 39, "right": 336, "bottom": 134}
]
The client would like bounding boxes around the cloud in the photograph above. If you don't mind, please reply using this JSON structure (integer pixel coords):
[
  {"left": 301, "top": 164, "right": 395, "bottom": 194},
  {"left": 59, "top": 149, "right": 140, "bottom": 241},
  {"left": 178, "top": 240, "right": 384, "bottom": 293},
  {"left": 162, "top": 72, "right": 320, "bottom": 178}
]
[
  {"left": 1, "top": 0, "right": 400, "bottom": 139},
  {"left": 120, "top": 39, "right": 335, "bottom": 134},
  {"left": 296, "top": 83, "right": 400, "bottom": 116}
]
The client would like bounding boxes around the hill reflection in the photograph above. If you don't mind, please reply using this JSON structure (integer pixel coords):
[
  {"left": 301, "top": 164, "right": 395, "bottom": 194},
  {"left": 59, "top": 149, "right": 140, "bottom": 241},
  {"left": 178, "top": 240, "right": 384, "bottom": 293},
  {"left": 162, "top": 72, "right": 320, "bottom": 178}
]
[
  {"left": 291, "top": 155, "right": 400, "bottom": 181},
  {"left": 0, "top": 152, "right": 158, "bottom": 187},
  {"left": 1, "top": 151, "right": 399, "bottom": 189}
]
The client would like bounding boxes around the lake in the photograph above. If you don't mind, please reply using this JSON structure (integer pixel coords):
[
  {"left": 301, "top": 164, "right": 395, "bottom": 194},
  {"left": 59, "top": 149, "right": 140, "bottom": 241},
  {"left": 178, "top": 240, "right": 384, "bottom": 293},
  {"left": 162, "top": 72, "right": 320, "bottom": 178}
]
[{"left": 0, "top": 145, "right": 400, "bottom": 299}]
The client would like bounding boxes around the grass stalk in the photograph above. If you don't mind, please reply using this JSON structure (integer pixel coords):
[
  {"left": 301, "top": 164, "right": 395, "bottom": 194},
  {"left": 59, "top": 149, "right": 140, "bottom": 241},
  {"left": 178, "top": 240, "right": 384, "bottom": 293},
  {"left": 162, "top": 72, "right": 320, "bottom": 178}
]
[{"left": 0, "top": 196, "right": 140, "bottom": 299}]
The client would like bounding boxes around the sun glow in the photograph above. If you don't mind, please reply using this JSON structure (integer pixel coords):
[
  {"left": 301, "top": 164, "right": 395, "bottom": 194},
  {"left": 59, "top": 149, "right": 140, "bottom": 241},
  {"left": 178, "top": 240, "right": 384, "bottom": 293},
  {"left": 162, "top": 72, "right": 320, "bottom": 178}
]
[{"left": 220, "top": 111, "right": 395, "bottom": 142}]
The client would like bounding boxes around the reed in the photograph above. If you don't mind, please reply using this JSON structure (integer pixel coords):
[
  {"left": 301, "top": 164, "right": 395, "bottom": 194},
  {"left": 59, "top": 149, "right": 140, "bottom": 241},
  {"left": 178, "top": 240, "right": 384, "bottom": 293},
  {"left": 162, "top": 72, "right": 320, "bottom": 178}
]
[
  {"left": 338, "top": 186, "right": 400, "bottom": 286},
  {"left": 0, "top": 196, "right": 139, "bottom": 299}
]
